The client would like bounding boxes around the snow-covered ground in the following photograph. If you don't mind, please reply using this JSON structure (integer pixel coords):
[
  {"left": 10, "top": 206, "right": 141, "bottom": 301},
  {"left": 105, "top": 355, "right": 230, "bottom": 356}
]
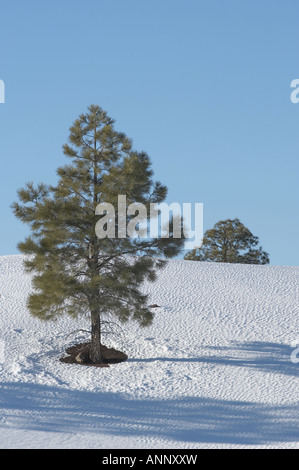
[{"left": 0, "top": 254, "right": 298, "bottom": 449}]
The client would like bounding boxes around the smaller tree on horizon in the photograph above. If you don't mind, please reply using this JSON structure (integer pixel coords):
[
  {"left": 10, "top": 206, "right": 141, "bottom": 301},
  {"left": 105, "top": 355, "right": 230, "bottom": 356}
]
[{"left": 184, "top": 218, "right": 270, "bottom": 265}]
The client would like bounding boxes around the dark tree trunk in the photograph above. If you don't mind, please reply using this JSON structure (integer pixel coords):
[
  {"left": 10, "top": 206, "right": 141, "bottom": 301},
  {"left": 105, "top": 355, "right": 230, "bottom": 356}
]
[{"left": 89, "top": 311, "right": 103, "bottom": 363}]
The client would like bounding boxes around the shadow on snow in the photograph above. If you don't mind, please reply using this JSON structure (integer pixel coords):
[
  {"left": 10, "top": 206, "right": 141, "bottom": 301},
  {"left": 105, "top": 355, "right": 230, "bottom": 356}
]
[
  {"left": 129, "top": 341, "right": 299, "bottom": 377},
  {"left": 0, "top": 378, "right": 298, "bottom": 446}
]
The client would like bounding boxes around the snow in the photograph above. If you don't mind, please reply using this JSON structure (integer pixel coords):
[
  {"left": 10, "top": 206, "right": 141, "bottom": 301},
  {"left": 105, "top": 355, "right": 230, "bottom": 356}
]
[{"left": 0, "top": 254, "right": 298, "bottom": 449}]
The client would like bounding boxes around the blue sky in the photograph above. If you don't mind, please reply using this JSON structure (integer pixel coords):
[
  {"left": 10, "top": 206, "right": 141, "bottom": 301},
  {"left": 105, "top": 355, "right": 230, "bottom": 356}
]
[{"left": 0, "top": 0, "right": 298, "bottom": 265}]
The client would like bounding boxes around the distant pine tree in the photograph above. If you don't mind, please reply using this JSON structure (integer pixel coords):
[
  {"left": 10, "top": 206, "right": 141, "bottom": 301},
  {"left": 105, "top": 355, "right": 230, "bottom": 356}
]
[
  {"left": 184, "top": 218, "right": 270, "bottom": 265},
  {"left": 13, "top": 105, "right": 184, "bottom": 363}
]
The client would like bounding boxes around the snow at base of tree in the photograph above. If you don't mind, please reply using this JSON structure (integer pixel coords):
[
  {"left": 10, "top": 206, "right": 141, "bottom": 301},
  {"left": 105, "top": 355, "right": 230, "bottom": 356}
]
[{"left": 0, "top": 255, "right": 298, "bottom": 449}]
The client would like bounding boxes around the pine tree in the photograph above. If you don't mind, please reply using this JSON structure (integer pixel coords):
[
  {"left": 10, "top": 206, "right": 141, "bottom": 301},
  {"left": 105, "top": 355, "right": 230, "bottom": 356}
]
[
  {"left": 12, "top": 105, "right": 184, "bottom": 363},
  {"left": 184, "top": 218, "right": 269, "bottom": 265}
]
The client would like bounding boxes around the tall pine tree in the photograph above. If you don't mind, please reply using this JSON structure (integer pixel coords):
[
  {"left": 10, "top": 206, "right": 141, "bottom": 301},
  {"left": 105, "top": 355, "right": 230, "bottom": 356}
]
[{"left": 13, "top": 105, "right": 184, "bottom": 363}]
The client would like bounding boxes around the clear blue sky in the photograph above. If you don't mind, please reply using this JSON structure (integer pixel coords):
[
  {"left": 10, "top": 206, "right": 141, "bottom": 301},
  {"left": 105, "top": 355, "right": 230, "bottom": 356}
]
[{"left": 0, "top": 0, "right": 298, "bottom": 265}]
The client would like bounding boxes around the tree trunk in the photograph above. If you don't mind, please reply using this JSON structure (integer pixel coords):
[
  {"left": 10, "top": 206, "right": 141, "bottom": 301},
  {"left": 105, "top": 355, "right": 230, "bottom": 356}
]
[{"left": 89, "top": 311, "right": 103, "bottom": 363}]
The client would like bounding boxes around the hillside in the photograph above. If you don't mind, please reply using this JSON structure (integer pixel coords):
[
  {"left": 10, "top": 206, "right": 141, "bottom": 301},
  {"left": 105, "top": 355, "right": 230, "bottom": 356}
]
[{"left": 0, "top": 255, "right": 298, "bottom": 449}]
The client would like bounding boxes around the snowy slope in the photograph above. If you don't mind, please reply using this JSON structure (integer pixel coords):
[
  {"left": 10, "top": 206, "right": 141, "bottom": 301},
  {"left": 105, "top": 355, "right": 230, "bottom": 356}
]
[{"left": 0, "top": 254, "right": 298, "bottom": 449}]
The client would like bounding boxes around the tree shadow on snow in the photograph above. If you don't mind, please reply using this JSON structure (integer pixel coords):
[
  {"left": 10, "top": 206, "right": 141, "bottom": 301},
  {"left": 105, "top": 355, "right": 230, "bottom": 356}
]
[
  {"left": 129, "top": 341, "right": 299, "bottom": 377},
  {"left": 0, "top": 381, "right": 298, "bottom": 446}
]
